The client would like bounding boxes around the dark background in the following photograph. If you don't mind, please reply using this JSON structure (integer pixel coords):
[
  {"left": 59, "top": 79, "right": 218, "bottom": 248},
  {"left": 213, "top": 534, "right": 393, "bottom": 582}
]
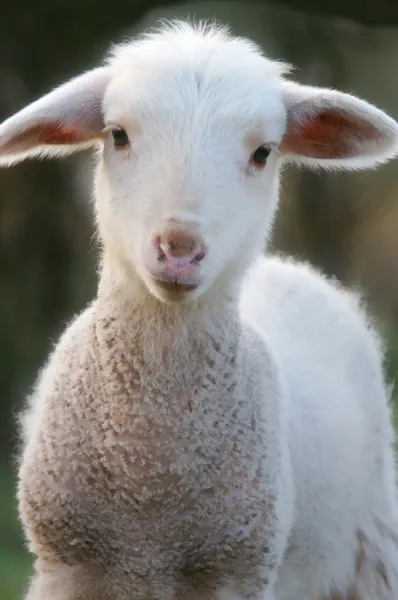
[{"left": 1, "top": 2, "right": 398, "bottom": 598}]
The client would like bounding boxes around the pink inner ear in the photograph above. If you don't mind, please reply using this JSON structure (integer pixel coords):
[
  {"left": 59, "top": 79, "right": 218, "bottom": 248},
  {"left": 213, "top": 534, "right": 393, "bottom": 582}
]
[
  {"left": 4, "top": 121, "right": 85, "bottom": 153},
  {"left": 41, "top": 124, "right": 82, "bottom": 145},
  {"left": 4, "top": 121, "right": 103, "bottom": 154},
  {"left": 281, "top": 109, "right": 381, "bottom": 159}
]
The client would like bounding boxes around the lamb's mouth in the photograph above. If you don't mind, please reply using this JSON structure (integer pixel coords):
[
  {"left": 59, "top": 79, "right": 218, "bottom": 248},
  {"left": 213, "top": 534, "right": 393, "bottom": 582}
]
[
  {"left": 150, "top": 270, "right": 200, "bottom": 293},
  {"left": 155, "top": 279, "right": 199, "bottom": 293}
]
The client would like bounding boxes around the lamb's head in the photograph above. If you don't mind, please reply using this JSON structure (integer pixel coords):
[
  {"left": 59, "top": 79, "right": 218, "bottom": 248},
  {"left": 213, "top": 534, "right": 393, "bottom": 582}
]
[
  {"left": 96, "top": 23, "right": 291, "bottom": 303},
  {"left": 1, "top": 21, "right": 398, "bottom": 304}
]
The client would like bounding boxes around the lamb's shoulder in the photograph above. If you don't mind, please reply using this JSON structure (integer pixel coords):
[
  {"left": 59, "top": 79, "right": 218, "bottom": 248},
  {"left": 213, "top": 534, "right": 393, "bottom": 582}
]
[{"left": 17, "top": 302, "right": 105, "bottom": 561}]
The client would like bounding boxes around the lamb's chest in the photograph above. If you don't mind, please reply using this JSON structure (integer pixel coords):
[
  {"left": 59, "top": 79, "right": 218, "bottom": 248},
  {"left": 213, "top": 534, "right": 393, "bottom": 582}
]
[
  {"left": 37, "top": 375, "right": 270, "bottom": 570},
  {"left": 87, "top": 406, "right": 269, "bottom": 561}
]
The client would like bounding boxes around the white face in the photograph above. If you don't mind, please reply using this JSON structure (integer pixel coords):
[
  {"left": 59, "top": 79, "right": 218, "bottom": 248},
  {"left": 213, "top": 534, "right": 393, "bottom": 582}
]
[{"left": 96, "top": 62, "right": 287, "bottom": 303}]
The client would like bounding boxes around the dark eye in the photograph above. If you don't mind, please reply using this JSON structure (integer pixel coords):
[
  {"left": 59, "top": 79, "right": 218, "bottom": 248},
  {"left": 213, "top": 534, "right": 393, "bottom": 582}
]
[
  {"left": 251, "top": 145, "right": 271, "bottom": 167},
  {"left": 112, "top": 126, "right": 130, "bottom": 150}
]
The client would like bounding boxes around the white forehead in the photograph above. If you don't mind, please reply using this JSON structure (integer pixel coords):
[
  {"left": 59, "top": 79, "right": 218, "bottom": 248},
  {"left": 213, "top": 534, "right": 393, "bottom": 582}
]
[{"left": 102, "top": 22, "right": 290, "bottom": 142}]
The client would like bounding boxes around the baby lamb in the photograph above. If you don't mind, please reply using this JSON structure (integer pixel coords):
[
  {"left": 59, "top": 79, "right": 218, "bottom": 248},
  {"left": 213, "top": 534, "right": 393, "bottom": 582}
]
[{"left": 1, "top": 20, "right": 398, "bottom": 600}]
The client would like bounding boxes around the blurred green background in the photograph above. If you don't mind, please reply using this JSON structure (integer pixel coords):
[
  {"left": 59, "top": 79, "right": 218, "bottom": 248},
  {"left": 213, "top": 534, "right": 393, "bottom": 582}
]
[{"left": 2, "top": 2, "right": 398, "bottom": 599}]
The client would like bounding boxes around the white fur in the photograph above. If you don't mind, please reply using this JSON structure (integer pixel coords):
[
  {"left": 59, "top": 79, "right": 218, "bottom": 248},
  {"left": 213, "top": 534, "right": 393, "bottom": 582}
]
[
  {"left": 241, "top": 257, "right": 398, "bottom": 599},
  {"left": 2, "top": 20, "right": 398, "bottom": 600}
]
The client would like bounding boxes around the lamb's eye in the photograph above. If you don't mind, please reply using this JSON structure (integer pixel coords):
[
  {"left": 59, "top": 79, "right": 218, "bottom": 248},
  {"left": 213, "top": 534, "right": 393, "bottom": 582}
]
[
  {"left": 250, "top": 145, "right": 271, "bottom": 167},
  {"left": 112, "top": 126, "right": 130, "bottom": 150}
]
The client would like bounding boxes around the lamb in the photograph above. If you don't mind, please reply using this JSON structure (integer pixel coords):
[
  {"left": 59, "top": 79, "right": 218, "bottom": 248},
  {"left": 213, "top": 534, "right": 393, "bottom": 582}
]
[{"left": 1, "top": 20, "right": 398, "bottom": 600}]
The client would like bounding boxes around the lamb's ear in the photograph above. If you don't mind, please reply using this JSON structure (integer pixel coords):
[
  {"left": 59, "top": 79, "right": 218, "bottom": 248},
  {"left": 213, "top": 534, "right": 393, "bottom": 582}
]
[
  {"left": 279, "top": 81, "right": 398, "bottom": 170},
  {"left": 0, "top": 67, "right": 111, "bottom": 166}
]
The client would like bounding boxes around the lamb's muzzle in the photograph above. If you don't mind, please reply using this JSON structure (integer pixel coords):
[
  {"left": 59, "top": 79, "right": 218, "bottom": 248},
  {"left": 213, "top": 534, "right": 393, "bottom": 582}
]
[{"left": 148, "top": 220, "right": 207, "bottom": 291}]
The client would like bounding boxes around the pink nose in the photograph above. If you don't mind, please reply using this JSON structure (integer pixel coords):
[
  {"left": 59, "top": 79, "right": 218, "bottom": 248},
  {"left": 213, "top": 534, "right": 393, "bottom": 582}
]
[{"left": 154, "top": 227, "right": 206, "bottom": 279}]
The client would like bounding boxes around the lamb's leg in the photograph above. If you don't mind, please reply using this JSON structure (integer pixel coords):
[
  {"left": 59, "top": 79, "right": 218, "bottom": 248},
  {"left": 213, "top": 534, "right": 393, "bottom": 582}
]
[
  {"left": 216, "top": 570, "right": 278, "bottom": 600},
  {"left": 318, "top": 523, "right": 398, "bottom": 600},
  {"left": 181, "top": 563, "right": 278, "bottom": 600},
  {"left": 321, "top": 592, "right": 360, "bottom": 600},
  {"left": 25, "top": 559, "right": 186, "bottom": 600},
  {"left": 351, "top": 524, "right": 398, "bottom": 600},
  {"left": 24, "top": 561, "right": 113, "bottom": 600},
  {"left": 217, "top": 588, "right": 276, "bottom": 600}
]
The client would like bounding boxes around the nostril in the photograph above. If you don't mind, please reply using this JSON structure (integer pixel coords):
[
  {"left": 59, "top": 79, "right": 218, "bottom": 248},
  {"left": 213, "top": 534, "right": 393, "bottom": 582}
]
[
  {"left": 193, "top": 249, "right": 206, "bottom": 263},
  {"left": 157, "top": 250, "right": 166, "bottom": 262},
  {"left": 156, "top": 240, "right": 167, "bottom": 262}
]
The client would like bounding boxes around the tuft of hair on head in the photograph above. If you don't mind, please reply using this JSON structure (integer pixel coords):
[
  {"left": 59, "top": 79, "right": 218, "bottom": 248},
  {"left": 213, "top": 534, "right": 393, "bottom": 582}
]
[{"left": 106, "top": 18, "right": 292, "bottom": 80}]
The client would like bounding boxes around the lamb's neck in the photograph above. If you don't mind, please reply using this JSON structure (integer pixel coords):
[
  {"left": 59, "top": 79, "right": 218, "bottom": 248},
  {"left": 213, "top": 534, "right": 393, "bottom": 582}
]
[{"left": 96, "top": 263, "right": 242, "bottom": 392}]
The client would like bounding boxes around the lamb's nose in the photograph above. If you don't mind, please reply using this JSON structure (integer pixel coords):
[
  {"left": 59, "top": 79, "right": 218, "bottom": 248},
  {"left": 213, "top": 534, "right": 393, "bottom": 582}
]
[{"left": 154, "top": 227, "right": 207, "bottom": 271}]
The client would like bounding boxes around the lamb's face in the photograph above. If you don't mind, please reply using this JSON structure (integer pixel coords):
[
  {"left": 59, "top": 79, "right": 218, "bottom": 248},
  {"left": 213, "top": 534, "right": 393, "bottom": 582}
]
[{"left": 96, "top": 35, "right": 288, "bottom": 303}]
